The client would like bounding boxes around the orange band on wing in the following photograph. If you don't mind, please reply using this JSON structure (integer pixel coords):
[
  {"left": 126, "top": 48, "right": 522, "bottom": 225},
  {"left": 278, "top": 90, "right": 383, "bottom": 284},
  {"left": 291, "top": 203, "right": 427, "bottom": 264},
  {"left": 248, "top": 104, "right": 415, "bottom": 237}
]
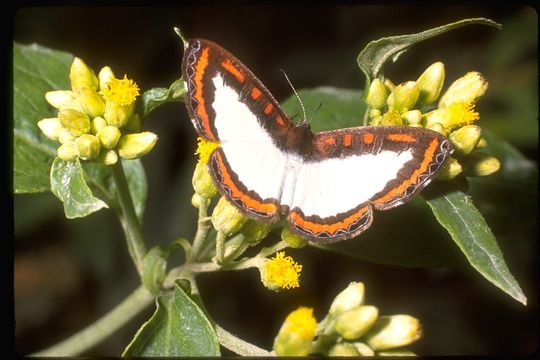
[
  {"left": 221, "top": 59, "right": 245, "bottom": 83},
  {"left": 343, "top": 134, "right": 352, "bottom": 147},
  {"left": 264, "top": 103, "right": 273, "bottom": 114},
  {"left": 290, "top": 206, "right": 369, "bottom": 236},
  {"left": 363, "top": 133, "right": 374, "bottom": 144},
  {"left": 373, "top": 138, "right": 439, "bottom": 205},
  {"left": 387, "top": 133, "right": 416, "bottom": 143},
  {"left": 193, "top": 47, "right": 216, "bottom": 140},
  {"left": 214, "top": 150, "right": 278, "bottom": 215},
  {"left": 251, "top": 87, "right": 261, "bottom": 100}
]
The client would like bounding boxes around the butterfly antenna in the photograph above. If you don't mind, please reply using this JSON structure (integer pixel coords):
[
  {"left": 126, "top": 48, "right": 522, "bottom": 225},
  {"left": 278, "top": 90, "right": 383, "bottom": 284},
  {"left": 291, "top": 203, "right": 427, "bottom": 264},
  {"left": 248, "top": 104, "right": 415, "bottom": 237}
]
[{"left": 280, "top": 69, "right": 307, "bottom": 124}]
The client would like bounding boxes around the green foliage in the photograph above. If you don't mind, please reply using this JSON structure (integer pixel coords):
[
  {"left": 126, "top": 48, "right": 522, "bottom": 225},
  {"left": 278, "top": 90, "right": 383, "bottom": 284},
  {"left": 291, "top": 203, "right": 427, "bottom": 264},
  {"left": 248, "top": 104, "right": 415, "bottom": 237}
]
[{"left": 123, "top": 282, "right": 220, "bottom": 356}]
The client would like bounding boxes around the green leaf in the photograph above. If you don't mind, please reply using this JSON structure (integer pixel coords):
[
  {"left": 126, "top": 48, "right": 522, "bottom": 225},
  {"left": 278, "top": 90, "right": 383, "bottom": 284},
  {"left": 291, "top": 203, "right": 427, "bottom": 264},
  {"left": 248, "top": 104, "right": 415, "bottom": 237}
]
[
  {"left": 138, "top": 78, "right": 185, "bottom": 118},
  {"left": 281, "top": 86, "right": 365, "bottom": 132},
  {"left": 423, "top": 182, "right": 527, "bottom": 305},
  {"left": 356, "top": 18, "right": 501, "bottom": 88},
  {"left": 50, "top": 158, "right": 108, "bottom": 218},
  {"left": 13, "top": 42, "right": 74, "bottom": 193},
  {"left": 123, "top": 282, "right": 220, "bottom": 356},
  {"left": 83, "top": 159, "right": 147, "bottom": 221}
]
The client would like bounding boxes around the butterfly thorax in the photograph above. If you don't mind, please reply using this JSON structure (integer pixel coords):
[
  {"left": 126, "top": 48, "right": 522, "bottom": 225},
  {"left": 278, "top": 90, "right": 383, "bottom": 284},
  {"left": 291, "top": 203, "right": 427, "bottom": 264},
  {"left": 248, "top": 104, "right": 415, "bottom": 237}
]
[{"left": 286, "top": 122, "right": 314, "bottom": 156}]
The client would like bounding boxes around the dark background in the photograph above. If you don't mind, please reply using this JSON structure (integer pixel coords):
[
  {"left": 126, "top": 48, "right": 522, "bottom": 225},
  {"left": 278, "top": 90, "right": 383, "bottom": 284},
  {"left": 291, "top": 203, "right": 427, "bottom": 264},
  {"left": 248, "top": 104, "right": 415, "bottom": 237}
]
[{"left": 13, "top": 5, "right": 537, "bottom": 356}]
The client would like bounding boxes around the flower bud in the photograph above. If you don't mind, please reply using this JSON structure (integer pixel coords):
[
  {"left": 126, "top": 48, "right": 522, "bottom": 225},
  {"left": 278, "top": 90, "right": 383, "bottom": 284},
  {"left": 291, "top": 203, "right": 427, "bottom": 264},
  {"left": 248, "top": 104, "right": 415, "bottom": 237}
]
[
  {"left": 37, "top": 118, "right": 63, "bottom": 141},
  {"left": 369, "top": 108, "right": 381, "bottom": 118},
  {"left": 104, "top": 100, "right": 134, "bottom": 128},
  {"left": 101, "top": 149, "right": 118, "bottom": 166},
  {"left": 352, "top": 342, "right": 375, "bottom": 356},
  {"left": 58, "top": 108, "right": 91, "bottom": 136},
  {"left": 57, "top": 142, "right": 78, "bottom": 161},
  {"left": 380, "top": 110, "right": 403, "bottom": 126},
  {"left": 211, "top": 196, "right": 248, "bottom": 236},
  {"left": 439, "top": 71, "right": 488, "bottom": 108},
  {"left": 425, "top": 121, "right": 447, "bottom": 136},
  {"left": 70, "top": 57, "right": 98, "bottom": 91},
  {"left": 387, "top": 81, "right": 419, "bottom": 113},
  {"left": 364, "top": 315, "right": 422, "bottom": 351},
  {"left": 76, "top": 134, "right": 101, "bottom": 160},
  {"left": 45, "top": 90, "right": 76, "bottom": 109},
  {"left": 117, "top": 132, "right": 158, "bottom": 159},
  {"left": 328, "top": 343, "right": 360, "bottom": 356},
  {"left": 366, "top": 79, "right": 388, "bottom": 109},
  {"left": 98, "top": 66, "right": 115, "bottom": 90},
  {"left": 401, "top": 110, "right": 422, "bottom": 126},
  {"left": 464, "top": 152, "right": 500, "bottom": 177},
  {"left": 273, "top": 307, "right": 316, "bottom": 356},
  {"left": 91, "top": 116, "right": 108, "bottom": 134},
  {"left": 329, "top": 282, "right": 365, "bottom": 316},
  {"left": 384, "top": 79, "right": 395, "bottom": 92},
  {"left": 335, "top": 305, "right": 379, "bottom": 340},
  {"left": 281, "top": 226, "right": 307, "bottom": 248},
  {"left": 76, "top": 87, "right": 105, "bottom": 118},
  {"left": 416, "top": 62, "right": 445, "bottom": 107},
  {"left": 437, "top": 157, "right": 463, "bottom": 180},
  {"left": 476, "top": 138, "right": 488, "bottom": 149},
  {"left": 449, "top": 125, "right": 481, "bottom": 156},
  {"left": 192, "top": 162, "right": 219, "bottom": 199},
  {"left": 191, "top": 193, "right": 210, "bottom": 209},
  {"left": 377, "top": 350, "right": 417, "bottom": 356},
  {"left": 97, "top": 125, "right": 121, "bottom": 149},
  {"left": 58, "top": 128, "right": 76, "bottom": 144},
  {"left": 240, "top": 219, "right": 272, "bottom": 243}
]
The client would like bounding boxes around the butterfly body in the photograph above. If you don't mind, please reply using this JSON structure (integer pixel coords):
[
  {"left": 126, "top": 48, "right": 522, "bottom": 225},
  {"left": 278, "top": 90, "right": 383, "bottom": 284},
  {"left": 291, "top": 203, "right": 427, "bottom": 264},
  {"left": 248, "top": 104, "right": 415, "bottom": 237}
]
[{"left": 182, "top": 38, "right": 453, "bottom": 242}]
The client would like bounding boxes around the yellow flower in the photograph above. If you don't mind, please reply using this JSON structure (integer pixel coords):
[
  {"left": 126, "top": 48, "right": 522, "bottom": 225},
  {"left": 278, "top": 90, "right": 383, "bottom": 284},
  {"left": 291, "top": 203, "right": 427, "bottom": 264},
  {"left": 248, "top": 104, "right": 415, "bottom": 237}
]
[
  {"left": 100, "top": 75, "right": 140, "bottom": 106},
  {"left": 424, "top": 101, "right": 480, "bottom": 131},
  {"left": 195, "top": 137, "right": 219, "bottom": 164},
  {"left": 273, "top": 307, "right": 317, "bottom": 356},
  {"left": 261, "top": 251, "right": 302, "bottom": 291}
]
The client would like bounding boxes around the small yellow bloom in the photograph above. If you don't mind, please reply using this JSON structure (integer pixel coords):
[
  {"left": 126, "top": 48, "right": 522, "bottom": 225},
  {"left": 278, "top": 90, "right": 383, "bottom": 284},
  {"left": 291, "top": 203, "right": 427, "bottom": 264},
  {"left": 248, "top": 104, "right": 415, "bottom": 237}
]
[
  {"left": 261, "top": 251, "right": 302, "bottom": 291},
  {"left": 424, "top": 101, "right": 479, "bottom": 132},
  {"left": 195, "top": 137, "right": 219, "bottom": 164},
  {"left": 100, "top": 75, "right": 140, "bottom": 106},
  {"left": 273, "top": 307, "right": 317, "bottom": 356},
  {"left": 379, "top": 110, "right": 403, "bottom": 126}
]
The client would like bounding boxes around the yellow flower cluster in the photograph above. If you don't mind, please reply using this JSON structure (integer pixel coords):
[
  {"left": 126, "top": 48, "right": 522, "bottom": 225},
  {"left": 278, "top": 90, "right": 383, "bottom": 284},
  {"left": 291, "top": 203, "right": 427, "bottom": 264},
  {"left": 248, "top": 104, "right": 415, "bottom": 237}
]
[
  {"left": 38, "top": 57, "right": 157, "bottom": 165},
  {"left": 366, "top": 63, "right": 499, "bottom": 179},
  {"left": 273, "top": 282, "right": 422, "bottom": 356},
  {"left": 260, "top": 251, "right": 302, "bottom": 291}
]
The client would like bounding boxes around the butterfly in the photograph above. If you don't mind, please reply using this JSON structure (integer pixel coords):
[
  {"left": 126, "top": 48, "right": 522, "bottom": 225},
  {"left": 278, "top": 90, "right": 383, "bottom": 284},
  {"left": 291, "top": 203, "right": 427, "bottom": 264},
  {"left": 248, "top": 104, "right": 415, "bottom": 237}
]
[{"left": 182, "top": 38, "right": 453, "bottom": 243}]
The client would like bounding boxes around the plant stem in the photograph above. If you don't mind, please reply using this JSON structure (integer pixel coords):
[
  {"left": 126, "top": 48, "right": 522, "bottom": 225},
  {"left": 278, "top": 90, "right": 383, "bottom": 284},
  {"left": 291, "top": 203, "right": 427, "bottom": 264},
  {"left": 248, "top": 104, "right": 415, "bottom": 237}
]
[
  {"left": 215, "top": 231, "right": 226, "bottom": 264},
  {"left": 188, "top": 196, "right": 211, "bottom": 262},
  {"left": 31, "top": 285, "right": 153, "bottom": 357},
  {"left": 112, "top": 161, "right": 147, "bottom": 276},
  {"left": 216, "top": 324, "right": 272, "bottom": 356}
]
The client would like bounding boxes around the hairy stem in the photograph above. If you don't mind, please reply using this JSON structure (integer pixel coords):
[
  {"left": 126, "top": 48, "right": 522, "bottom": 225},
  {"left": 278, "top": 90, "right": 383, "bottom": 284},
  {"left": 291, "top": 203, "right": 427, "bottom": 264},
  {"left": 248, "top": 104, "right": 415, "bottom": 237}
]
[
  {"left": 216, "top": 324, "right": 272, "bottom": 356},
  {"left": 112, "top": 161, "right": 147, "bottom": 276},
  {"left": 31, "top": 285, "right": 153, "bottom": 356},
  {"left": 188, "top": 197, "right": 211, "bottom": 262}
]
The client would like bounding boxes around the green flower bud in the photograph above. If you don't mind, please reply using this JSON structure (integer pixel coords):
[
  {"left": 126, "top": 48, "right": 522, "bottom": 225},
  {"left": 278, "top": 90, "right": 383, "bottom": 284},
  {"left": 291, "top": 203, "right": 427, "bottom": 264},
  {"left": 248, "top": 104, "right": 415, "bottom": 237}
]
[
  {"left": 449, "top": 125, "right": 481, "bottom": 156},
  {"left": 192, "top": 162, "right": 219, "bottom": 199},
  {"left": 37, "top": 118, "right": 62, "bottom": 141},
  {"left": 369, "top": 108, "right": 381, "bottom": 118},
  {"left": 416, "top": 62, "right": 445, "bottom": 107},
  {"left": 70, "top": 57, "right": 98, "bottom": 91},
  {"left": 91, "top": 116, "right": 108, "bottom": 134},
  {"left": 387, "top": 81, "right": 419, "bottom": 113},
  {"left": 380, "top": 110, "right": 403, "bottom": 126},
  {"left": 401, "top": 110, "right": 422, "bottom": 126},
  {"left": 58, "top": 128, "right": 76, "bottom": 144},
  {"left": 58, "top": 108, "right": 91, "bottom": 137},
  {"left": 335, "top": 305, "right": 379, "bottom": 340},
  {"left": 117, "top": 132, "right": 158, "bottom": 159},
  {"left": 45, "top": 90, "right": 76, "bottom": 109},
  {"left": 104, "top": 100, "right": 134, "bottom": 128},
  {"left": 240, "top": 219, "right": 272, "bottom": 243},
  {"left": 101, "top": 149, "right": 118, "bottom": 166},
  {"left": 76, "top": 134, "right": 101, "bottom": 160},
  {"left": 352, "top": 342, "right": 375, "bottom": 356},
  {"left": 191, "top": 193, "right": 210, "bottom": 209},
  {"left": 57, "top": 142, "right": 78, "bottom": 161},
  {"left": 364, "top": 315, "right": 422, "bottom": 351},
  {"left": 476, "top": 137, "right": 488, "bottom": 149},
  {"left": 366, "top": 79, "right": 388, "bottom": 109},
  {"left": 76, "top": 87, "right": 105, "bottom": 118},
  {"left": 273, "top": 307, "right": 317, "bottom": 356},
  {"left": 329, "top": 282, "right": 365, "bottom": 316},
  {"left": 464, "top": 152, "right": 500, "bottom": 177},
  {"left": 211, "top": 196, "right": 248, "bottom": 237},
  {"left": 97, "top": 125, "right": 121, "bottom": 149},
  {"left": 98, "top": 66, "right": 115, "bottom": 90},
  {"left": 437, "top": 157, "right": 463, "bottom": 180},
  {"left": 425, "top": 121, "right": 447, "bottom": 136},
  {"left": 281, "top": 226, "right": 307, "bottom": 248},
  {"left": 439, "top": 71, "right": 488, "bottom": 108},
  {"left": 384, "top": 79, "right": 395, "bottom": 92},
  {"left": 328, "top": 343, "right": 360, "bottom": 356}
]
